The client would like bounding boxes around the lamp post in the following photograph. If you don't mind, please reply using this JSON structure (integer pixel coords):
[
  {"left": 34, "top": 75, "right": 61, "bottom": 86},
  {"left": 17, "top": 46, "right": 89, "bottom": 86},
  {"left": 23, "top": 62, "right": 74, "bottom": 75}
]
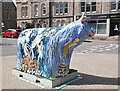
[
  {"left": 29, "top": 1, "right": 32, "bottom": 23},
  {"left": 0, "top": 0, "right": 2, "bottom": 32},
  {"left": 101, "top": 0, "right": 102, "bottom": 14}
]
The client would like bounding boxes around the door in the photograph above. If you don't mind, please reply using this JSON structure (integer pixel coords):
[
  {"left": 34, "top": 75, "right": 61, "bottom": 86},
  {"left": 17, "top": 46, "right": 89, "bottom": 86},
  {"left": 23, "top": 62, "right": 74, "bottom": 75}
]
[
  {"left": 4, "top": 30, "right": 9, "bottom": 36},
  {"left": 7, "top": 30, "right": 12, "bottom": 36}
]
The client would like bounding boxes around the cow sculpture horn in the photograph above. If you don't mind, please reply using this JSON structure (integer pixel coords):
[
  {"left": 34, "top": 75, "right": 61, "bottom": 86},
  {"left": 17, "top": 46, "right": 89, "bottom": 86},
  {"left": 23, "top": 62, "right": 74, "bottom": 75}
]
[{"left": 80, "top": 12, "right": 85, "bottom": 23}]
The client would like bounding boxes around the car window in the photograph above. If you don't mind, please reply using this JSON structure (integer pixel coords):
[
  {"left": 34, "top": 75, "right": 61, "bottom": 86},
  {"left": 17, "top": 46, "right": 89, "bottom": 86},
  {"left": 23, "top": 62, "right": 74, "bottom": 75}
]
[
  {"left": 16, "top": 30, "right": 21, "bottom": 32},
  {"left": 5, "top": 30, "right": 9, "bottom": 32},
  {"left": 8, "top": 30, "right": 11, "bottom": 32},
  {"left": 10, "top": 30, "right": 14, "bottom": 32},
  {"left": 9, "top": 30, "right": 12, "bottom": 32},
  {"left": 10, "top": 30, "right": 15, "bottom": 32}
]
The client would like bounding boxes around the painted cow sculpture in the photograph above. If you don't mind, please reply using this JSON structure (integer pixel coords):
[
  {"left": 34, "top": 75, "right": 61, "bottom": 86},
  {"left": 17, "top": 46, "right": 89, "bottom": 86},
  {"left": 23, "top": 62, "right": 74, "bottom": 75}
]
[{"left": 17, "top": 16, "right": 94, "bottom": 78}]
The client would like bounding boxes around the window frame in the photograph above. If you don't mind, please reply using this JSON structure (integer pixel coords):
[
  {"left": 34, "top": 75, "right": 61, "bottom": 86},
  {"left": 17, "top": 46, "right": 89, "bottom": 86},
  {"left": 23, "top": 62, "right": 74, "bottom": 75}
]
[
  {"left": 110, "top": 0, "right": 117, "bottom": 11},
  {"left": 81, "top": 2, "right": 85, "bottom": 12},
  {"left": 56, "top": 20, "right": 61, "bottom": 27},
  {"left": 42, "top": 4, "right": 46, "bottom": 16},
  {"left": 55, "top": 3, "right": 59, "bottom": 15},
  {"left": 64, "top": 2, "right": 68, "bottom": 14},
  {"left": 25, "top": 6, "right": 28, "bottom": 17},
  {"left": 86, "top": 0, "right": 91, "bottom": 13},
  {"left": 42, "top": 22, "right": 46, "bottom": 28},
  {"left": 34, "top": 5, "right": 38, "bottom": 16},
  {"left": 7, "top": 13, "right": 11, "bottom": 20},
  {"left": 91, "top": 2, "right": 96, "bottom": 13},
  {"left": 61, "top": 20, "right": 66, "bottom": 26},
  {"left": 21, "top": 7, "right": 25, "bottom": 18},
  {"left": 60, "top": 3, "right": 63, "bottom": 15},
  {"left": 118, "top": 0, "right": 120, "bottom": 10}
]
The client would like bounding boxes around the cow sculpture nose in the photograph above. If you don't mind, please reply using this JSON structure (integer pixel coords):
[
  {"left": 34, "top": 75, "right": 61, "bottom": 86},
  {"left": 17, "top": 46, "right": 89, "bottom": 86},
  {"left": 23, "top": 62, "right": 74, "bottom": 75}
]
[{"left": 90, "top": 31, "right": 94, "bottom": 36}]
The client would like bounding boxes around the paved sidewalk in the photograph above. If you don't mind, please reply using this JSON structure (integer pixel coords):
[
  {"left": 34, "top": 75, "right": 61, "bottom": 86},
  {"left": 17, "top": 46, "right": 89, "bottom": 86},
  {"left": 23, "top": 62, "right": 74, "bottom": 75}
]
[{"left": 1, "top": 53, "right": 118, "bottom": 89}]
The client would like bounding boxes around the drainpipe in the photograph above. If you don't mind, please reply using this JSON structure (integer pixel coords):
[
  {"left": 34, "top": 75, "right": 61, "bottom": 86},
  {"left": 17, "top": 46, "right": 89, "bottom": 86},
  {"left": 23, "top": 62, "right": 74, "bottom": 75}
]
[
  {"left": 0, "top": 0, "right": 3, "bottom": 32},
  {"left": 101, "top": 0, "right": 102, "bottom": 14},
  {"left": 49, "top": 1, "right": 52, "bottom": 27},
  {"left": 73, "top": 0, "right": 75, "bottom": 22}
]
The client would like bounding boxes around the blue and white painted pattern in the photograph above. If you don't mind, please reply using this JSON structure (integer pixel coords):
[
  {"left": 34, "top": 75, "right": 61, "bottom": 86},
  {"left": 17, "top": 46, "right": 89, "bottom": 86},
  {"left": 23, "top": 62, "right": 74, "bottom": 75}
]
[{"left": 17, "top": 19, "right": 93, "bottom": 78}]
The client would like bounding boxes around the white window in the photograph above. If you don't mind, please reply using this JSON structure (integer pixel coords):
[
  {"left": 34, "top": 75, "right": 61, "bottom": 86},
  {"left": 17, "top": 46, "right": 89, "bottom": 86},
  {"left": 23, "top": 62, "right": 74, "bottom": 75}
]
[
  {"left": 7, "top": 13, "right": 11, "bottom": 20},
  {"left": 21, "top": 22, "right": 26, "bottom": 29},
  {"left": 118, "top": 0, "right": 120, "bottom": 9},
  {"left": 8, "top": 6, "right": 11, "bottom": 10},
  {"left": 86, "top": 0, "right": 91, "bottom": 12},
  {"left": 60, "top": 3, "right": 63, "bottom": 14},
  {"left": 61, "top": 20, "right": 66, "bottom": 26},
  {"left": 88, "top": 21, "right": 97, "bottom": 34},
  {"left": 34, "top": 5, "right": 38, "bottom": 16},
  {"left": 111, "top": 0, "right": 116, "bottom": 10},
  {"left": 25, "top": 7, "right": 28, "bottom": 17},
  {"left": 81, "top": 2, "right": 85, "bottom": 12},
  {"left": 56, "top": 20, "right": 61, "bottom": 27},
  {"left": 42, "top": 4, "right": 46, "bottom": 16},
  {"left": 97, "top": 20, "right": 107, "bottom": 34},
  {"left": 21, "top": 7, "right": 24, "bottom": 17},
  {"left": 64, "top": 2, "right": 68, "bottom": 13},
  {"left": 91, "top": 2, "right": 96, "bottom": 12},
  {"left": 55, "top": 3, "right": 59, "bottom": 15},
  {"left": 42, "top": 22, "right": 46, "bottom": 28}
]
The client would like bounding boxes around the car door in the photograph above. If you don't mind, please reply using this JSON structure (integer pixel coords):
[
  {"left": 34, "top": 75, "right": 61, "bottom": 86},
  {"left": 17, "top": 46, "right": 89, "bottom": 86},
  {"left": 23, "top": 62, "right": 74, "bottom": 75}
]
[
  {"left": 4, "top": 30, "right": 9, "bottom": 36},
  {"left": 8, "top": 30, "right": 12, "bottom": 36}
]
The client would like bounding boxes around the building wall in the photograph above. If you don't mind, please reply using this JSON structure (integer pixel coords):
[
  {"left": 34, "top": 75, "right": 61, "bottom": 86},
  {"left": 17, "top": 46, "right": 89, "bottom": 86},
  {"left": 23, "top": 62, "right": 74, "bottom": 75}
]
[
  {"left": 2, "top": 1, "right": 17, "bottom": 31},
  {"left": 74, "top": 1, "right": 120, "bottom": 36},
  {"left": 51, "top": 2, "right": 74, "bottom": 27},
  {"left": 16, "top": 1, "right": 74, "bottom": 28}
]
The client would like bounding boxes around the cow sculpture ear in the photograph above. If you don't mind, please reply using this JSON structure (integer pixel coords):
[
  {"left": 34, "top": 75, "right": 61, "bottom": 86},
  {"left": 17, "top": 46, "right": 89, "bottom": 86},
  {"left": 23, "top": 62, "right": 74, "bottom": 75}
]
[{"left": 80, "top": 12, "right": 85, "bottom": 23}]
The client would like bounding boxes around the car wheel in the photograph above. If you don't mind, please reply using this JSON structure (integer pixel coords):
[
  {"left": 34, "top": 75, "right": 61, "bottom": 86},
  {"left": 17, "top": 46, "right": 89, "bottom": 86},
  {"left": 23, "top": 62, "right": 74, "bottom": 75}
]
[
  {"left": 1, "top": 34, "right": 4, "bottom": 38},
  {"left": 10, "top": 34, "right": 14, "bottom": 38}
]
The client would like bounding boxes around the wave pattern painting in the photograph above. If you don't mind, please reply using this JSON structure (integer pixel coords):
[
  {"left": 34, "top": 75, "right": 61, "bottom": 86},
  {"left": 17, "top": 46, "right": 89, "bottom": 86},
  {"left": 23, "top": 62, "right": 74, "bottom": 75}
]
[{"left": 17, "top": 19, "right": 93, "bottom": 78}]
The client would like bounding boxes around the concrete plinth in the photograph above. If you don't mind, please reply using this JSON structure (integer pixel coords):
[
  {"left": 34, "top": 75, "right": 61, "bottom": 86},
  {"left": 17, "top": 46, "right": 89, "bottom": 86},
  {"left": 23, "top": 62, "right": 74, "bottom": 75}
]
[{"left": 12, "top": 68, "right": 78, "bottom": 88}]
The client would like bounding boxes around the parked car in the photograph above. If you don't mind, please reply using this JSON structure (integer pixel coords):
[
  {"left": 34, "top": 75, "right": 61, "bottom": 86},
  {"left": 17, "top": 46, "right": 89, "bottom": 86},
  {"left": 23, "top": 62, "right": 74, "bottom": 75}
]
[{"left": 1, "top": 29, "right": 21, "bottom": 38}]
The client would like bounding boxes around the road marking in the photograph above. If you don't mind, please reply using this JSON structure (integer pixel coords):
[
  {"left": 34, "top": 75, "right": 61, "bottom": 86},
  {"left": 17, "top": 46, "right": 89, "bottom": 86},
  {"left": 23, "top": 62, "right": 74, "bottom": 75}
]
[
  {"left": 81, "top": 50, "right": 89, "bottom": 53},
  {"left": 105, "top": 49, "right": 111, "bottom": 50},
  {"left": 90, "top": 48, "right": 97, "bottom": 51},
  {"left": 97, "top": 45, "right": 105, "bottom": 47},
  {"left": 97, "top": 50, "right": 103, "bottom": 52},
  {"left": 75, "top": 43, "right": 118, "bottom": 54}
]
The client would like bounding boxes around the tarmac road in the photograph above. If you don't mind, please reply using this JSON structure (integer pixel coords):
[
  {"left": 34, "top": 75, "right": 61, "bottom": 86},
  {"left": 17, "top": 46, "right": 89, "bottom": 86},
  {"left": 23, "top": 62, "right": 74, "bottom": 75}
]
[{"left": 0, "top": 38, "right": 119, "bottom": 56}]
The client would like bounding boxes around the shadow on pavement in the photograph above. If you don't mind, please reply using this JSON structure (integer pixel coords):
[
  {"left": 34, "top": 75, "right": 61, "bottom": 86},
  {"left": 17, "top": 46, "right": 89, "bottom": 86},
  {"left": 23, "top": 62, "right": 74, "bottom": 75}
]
[{"left": 70, "top": 73, "right": 119, "bottom": 85}]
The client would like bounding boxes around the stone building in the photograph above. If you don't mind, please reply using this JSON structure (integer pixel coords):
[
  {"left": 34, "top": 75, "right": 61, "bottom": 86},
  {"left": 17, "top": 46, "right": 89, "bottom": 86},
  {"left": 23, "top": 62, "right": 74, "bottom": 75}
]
[
  {"left": 74, "top": 0, "right": 120, "bottom": 36},
  {"left": 2, "top": 0, "right": 17, "bottom": 31},
  {"left": 17, "top": 0, "right": 120, "bottom": 36},
  {"left": 16, "top": 0, "right": 74, "bottom": 30}
]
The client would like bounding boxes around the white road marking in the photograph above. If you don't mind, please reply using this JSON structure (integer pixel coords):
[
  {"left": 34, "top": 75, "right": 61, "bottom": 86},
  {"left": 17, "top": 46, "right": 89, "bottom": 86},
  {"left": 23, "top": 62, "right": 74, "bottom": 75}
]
[
  {"left": 75, "top": 43, "right": 118, "bottom": 54},
  {"left": 81, "top": 50, "right": 89, "bottom": 53},
  {"left": 97, "top": 45, "right": 105, "bottom": 47},
  {"left": 106, "top": 49, "right": 111, "bottom": 50},
  {"left": 99, "top": 48, "right": 104, "bottom": 49},
  {"left": 90, "top": 49, "right": 97, "bottom": 51},
  {"left": 97, "top": 50, "right": 103, "bottom": 52}
]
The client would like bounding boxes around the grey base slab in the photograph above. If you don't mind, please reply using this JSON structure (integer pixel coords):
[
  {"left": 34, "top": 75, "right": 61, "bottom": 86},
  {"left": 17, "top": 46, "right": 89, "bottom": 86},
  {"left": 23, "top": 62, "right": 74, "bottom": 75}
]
[{"left": 12, "top": 69, "right": 78, "bottom": 88}]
